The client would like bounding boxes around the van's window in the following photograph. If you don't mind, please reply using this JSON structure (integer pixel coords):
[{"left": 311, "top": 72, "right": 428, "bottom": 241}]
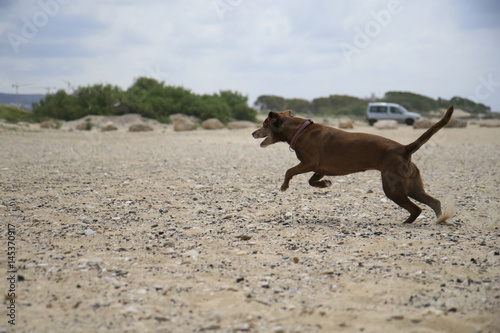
[
  {"left": 390, "top": 107, "right": 403, "bottom": 114},
  {"left": 370, "top": 106, "right": 387, "bottom": 113}
]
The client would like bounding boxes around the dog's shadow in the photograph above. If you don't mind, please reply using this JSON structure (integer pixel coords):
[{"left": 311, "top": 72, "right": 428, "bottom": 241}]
[{"left": 267, "top": 213, "right": 455, "bottom": 231}]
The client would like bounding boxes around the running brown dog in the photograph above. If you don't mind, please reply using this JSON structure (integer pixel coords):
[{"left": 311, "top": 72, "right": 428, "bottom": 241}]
[{"left": 252, "top": 106, "right": 454, "bottom": 224}]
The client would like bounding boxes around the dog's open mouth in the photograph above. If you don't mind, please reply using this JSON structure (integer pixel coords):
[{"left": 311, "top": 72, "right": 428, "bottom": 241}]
[
  {"left": 260, "top": 136, "right": 270, "bottom": 147},
  {"left": 252, "top": 128, "right": 271, "bottom": 148}
]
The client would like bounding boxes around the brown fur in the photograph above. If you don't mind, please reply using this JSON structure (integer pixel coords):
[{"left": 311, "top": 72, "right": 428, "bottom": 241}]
[{"left": 252, "top": 106, "right": 454, "bottom": 224}]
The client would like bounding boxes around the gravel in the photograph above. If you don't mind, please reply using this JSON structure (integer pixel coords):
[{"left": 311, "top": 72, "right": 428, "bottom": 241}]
[{"left": 1, "top": 123, "right": 499, "bottom": 332}]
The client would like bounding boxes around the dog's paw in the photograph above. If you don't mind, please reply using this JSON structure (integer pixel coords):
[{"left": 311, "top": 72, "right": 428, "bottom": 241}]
[
  {"left": 280, "top": 185, "right": 288, "bottom": 192},
  {"left": 324, "top": 180, "right": 332, "bottom": 187}
]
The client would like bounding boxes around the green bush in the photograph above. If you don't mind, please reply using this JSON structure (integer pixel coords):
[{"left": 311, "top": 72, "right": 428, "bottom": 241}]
[
  {"left": 255, "top": 91, "right": 491, "bottom": 117},
  {"left": 254, "top": 95, "right": 287, "bottom": 111},
  {"left": 449, "top": 96, "right": 490, "bottom": 114},
  {"left": 383, "top": 91, "right": 439, "bottom": 112},
  {"left": 32, "top": 77, "right": 257, "bottom": 123}
]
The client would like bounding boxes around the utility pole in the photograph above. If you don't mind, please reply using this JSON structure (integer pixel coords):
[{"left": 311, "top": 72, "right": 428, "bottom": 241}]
[
  {"left": 11, "top": 82, "right": 32, "bottom": 107},
  {"left": 45, "top": 86, "right": 57, "bottom": 94},
  {"left": 63, "top": 80, "right": 71, "bottom": 93}
]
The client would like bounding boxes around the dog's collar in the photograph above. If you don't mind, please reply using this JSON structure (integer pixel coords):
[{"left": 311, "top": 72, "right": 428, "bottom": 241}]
[{"left": 289, "top": 119, "right": 314, "bottom": 151}]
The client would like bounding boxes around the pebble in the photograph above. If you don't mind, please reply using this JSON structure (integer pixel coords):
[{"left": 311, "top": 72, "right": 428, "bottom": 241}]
[
  {"left": 4, "top": 121, "right": 498, "bottom": 333},
  {"left": 185, "top": 249, "right": 199, "bottom": 261},
  {"left": 121, "top": 306, "right": 138, "bottom": 314},
  {"left": 200, "top": 324, "right": 221, "bottom": 331},
  {"left": 233, "top": 323, "right": 251, "bottom": 331},
  {"left": 237, "top": 235, "right": 252, "bottom": 240},
  {"left": 272, "top": 325, "right": 285, "bottom": 333},
  {"left": 84, "top": 228, "right": 96, "bottom": 236},
  {"left": 390, "top": 315, "right": 404, "bottom": 320}
]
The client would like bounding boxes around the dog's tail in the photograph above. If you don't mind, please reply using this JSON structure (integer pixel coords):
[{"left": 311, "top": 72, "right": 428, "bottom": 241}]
[{"left": 405, "top": 106, "right": 454, "bottom": 156}]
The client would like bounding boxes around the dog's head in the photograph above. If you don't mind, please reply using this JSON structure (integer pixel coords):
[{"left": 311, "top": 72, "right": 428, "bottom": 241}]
[{"left": 252, "top": 110, "right": 292, "bottom": 148}]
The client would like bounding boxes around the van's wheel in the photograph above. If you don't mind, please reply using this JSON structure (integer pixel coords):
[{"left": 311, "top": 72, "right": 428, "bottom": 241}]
[
  {"left": 405, "top": 118, "right": 414, "bottom": 126},
  {"left": 368, "top": 119, "right": 376, "bottom": 126}
]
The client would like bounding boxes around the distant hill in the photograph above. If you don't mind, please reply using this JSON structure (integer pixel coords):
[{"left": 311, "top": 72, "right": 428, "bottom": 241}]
[{"left": 0, "top": 92, "right": 46, "bottom": 110}]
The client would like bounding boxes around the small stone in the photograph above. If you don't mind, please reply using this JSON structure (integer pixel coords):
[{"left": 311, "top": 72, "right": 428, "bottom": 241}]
[
  {"left": 121, "top": 305, "right": 138, "bottom": 314},
  {"left": 185, "top": 249, "right": 199, "bottom": 261},
  {"left": 129, "top": 123, "right": 153, "bottom": 132},
  {"left": 339, "top": 118, "right": 355, "bottom": 129},
  {"left": 202, "top": 118, "right": 224, "bottom": 130},
  {"left": 84, "top": 228, "right": 96, "bottom": 236},
  {"left": 272, "top": 325, "right": 285, "bottom": 333},
  {"left": 75, "top": 122, "right": 91, "bottom": 131},
  {"left": 200, "top": 324, "right": 221, "bottom": 331},
  {"left": 413, "top": 118, "right": 434, "bottom": 129},
  {"left": 39, "top": 120, "right": 57, "bottom": 129},
  {"left": 293, "top": 257, "right": 300, "bottom": 263},
  {"left": 233, "top": 323, "right": 251, "bottom": 331},
  {"left": 174, "top": 118, "right": 195, "bottom": 131},
  {"left": 101, "top": 122, "right": 118, "bottom": 131},
  {"left": 237, "top": 235, "right": 252, "bottom": 240}
]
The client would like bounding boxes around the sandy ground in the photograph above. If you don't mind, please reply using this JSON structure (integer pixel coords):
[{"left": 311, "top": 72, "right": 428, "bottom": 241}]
[{"left": 1, "top": 120, "right": 499, "bottom": 333}]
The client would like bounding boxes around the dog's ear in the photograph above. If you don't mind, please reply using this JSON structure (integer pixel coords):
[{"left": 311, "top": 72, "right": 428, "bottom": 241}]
[
  {"left": 268, "top": 111, "right": 278, "bottom": 119},
  {"left": 268, "top": 111, "right": 282, "bottom": 129},
  {"left": 283, "top": 110, "right": 292, "bottom": 117}
]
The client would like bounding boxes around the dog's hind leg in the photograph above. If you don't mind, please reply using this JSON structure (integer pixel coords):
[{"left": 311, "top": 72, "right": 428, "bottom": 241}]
[
  {"left": 308, "top": 173, "right": 332, "bottom": 188},
  {"left": 407, "top": 164, "right": 442, "bottom": 219},
  {"left": 381, "top": 172, "right": 422, "bottom": 224}
]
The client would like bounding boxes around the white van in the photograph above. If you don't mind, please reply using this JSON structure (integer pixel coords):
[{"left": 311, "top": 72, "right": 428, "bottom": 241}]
[{"left": 366, "top": 102, "right": 422, "bottom": 126}]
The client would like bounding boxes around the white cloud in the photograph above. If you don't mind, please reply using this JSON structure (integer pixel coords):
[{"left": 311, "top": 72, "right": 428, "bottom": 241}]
[{"left": 1, "top": 0, "right": 499, "bottom": 110}]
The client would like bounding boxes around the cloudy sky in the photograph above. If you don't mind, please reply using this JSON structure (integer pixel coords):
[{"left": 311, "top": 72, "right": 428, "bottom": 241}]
[{"left": 1, "top": 0, "right": 499, "bottom": 110}]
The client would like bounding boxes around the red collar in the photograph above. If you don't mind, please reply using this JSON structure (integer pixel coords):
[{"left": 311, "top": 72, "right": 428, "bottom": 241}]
[{"left": 289, "top": 119, "right": 314, "bottom": 151}]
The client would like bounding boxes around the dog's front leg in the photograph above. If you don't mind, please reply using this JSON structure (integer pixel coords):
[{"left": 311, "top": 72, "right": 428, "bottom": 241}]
[{"left": 281, "top": 163, "right": 313, "bottom": 191}]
